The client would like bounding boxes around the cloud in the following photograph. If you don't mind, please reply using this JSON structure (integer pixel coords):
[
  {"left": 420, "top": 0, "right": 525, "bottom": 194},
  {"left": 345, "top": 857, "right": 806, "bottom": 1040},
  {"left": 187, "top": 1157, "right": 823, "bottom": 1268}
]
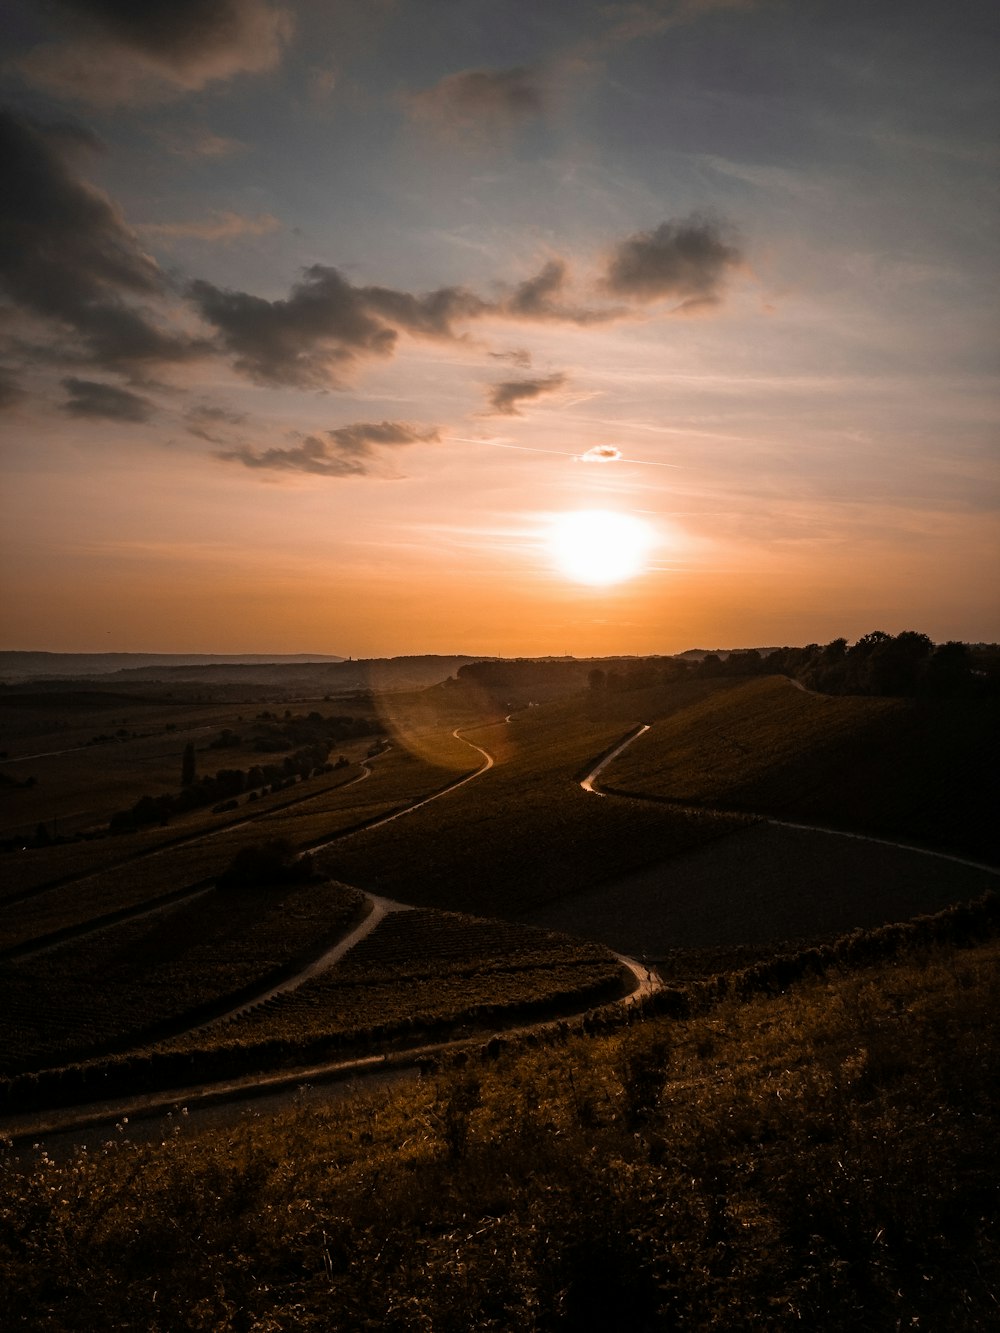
[
  {"left": 579, "top": 444, "right": 622, "bottom": 463},
  {"left": 19, "top": 0, "right": 293, "bottom": 106},
  {"left": 361, "top": 283, "right": 489, "bottom": 338},
  {"left": 219, "top": 421, "right": 440, "bottom": 477},
  {"left": 189, "top": 265, "right": 398, "bottom": 388},
  {"left": 405, "top": 66, "right": 544, "bottom": 141},
  {"left": 602, "top": 214, "right": 742, "bottom": 308},
  {"left": 490, "top": 348, "right": 533, "bottom": 369},
  {"left": 184, "top": 404, "right": 247, "bottom": 443},
  {"left": 140, "top": 212, "right": 281, "bottom": 244},
  {"left": 189, "top": 214, "right": 742, "bottom": 389},
  {"left": 60, "top": 376, "right": 154, "bottom": 422},
  {"left": 0, "top": 108, "right": 204, "bottom": 372},
  {"left": 487, "top": 373, "right": 568, "bottom": 416},
  {"left": 501, "top": 258, "right": 623, "bottom": 325}
]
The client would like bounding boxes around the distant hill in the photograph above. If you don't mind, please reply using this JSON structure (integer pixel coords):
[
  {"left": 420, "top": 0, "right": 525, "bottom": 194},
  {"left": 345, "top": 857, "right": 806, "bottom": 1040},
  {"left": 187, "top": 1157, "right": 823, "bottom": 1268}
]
[
  {"left": 0, "top": 653, "right": 486, "bottom": 694},
  {"left": 0, "top": 652, "right": 345, "bottom": 680},
  {"left": 108, "top": 655, "right": 483, "bottom": 689},
  {"left": 674, "top": 647, "right": 782, "bottom": 662}
]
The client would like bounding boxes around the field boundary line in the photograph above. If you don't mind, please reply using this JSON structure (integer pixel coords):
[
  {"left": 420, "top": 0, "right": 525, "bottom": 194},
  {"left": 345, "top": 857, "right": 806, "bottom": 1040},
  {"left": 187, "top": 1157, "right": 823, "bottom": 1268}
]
[
  {"left": 0, "top": 943, "right": 656, "bottom": 1145},
  {"left": 585, "top": 722, "right": 999, "bottom": 875}
]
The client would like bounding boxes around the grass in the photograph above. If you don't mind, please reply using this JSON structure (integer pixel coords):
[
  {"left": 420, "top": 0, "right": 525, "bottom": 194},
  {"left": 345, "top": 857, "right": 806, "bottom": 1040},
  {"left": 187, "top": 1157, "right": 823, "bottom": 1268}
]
[
  {"left": 2, "top": 926, "right": 996, "bottom": 1330},
  {"left": 0, "top": 736, "right": 476, "bottom": 952},
  {"left": 0, "top": 909, "right": 628, "bottom": 1116},
  {"left": 317, "top": 682, "right": 750, "bottom": 918},
  {"left": 0, "top": 881, "right": 364, "bottom": 1075},
  {"left": 600, "top": 676, "right": 999, "bottom": 860}
]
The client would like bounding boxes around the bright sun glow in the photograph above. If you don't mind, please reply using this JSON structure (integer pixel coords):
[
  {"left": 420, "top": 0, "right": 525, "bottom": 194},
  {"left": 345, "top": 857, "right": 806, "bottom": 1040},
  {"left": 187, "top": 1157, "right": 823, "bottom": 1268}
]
[{"left": 549, "top": 510, "right": 654, "bottom": 586}]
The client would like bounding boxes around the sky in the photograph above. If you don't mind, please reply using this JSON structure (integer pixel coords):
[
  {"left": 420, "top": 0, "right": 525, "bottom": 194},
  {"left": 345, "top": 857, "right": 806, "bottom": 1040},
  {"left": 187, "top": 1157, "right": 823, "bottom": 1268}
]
[{"left": 1, "top": 0, "right": 998, "bottom": 657}]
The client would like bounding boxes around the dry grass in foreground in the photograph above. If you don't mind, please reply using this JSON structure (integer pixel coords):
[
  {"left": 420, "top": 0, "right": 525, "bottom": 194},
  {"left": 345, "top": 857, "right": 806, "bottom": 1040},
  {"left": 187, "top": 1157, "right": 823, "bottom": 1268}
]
[{"left": 3, "top": 919, "right": 997, "bottom": 1331}]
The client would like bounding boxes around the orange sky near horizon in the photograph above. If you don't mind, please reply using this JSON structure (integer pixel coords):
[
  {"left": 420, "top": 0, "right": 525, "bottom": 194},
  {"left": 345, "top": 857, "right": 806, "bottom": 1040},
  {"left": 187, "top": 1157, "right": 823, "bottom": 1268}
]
[{"left": 1, "top": 1, "right": 997, "bottom": 656}]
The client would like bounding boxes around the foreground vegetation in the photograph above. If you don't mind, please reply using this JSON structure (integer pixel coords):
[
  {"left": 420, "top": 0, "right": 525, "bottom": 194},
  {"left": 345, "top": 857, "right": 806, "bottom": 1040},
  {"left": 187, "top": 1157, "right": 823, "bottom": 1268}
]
[
  {"left": 3, "top": 913, "right": 996, "bottom": 1330},
  {"left": 0, "top": 905, "right": 628, "bottom": 1116}
]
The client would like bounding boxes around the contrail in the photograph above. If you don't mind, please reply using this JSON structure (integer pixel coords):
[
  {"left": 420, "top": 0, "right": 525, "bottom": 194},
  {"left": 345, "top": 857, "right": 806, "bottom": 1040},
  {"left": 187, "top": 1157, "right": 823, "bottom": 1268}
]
[{"left": 444, "top": 436, "right": 683, "bottom": 468}]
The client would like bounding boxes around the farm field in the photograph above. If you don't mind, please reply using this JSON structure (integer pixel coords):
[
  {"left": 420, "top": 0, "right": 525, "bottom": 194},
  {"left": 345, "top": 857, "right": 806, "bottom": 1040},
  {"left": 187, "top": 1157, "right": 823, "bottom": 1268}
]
[
  {"left": 0, "top": 908, "right": 629, "bottom": 1116},
  {"left": 160, "top": 909, "right": 626, "bottom": 1061},
  {"left": 599, "top": 676, "right": 999, "bottom": 859},
  {"left": 0, "top": 724, "right": 480, "bottom": 952},
  {"left": 3, "top": 921, "right": 996, "bottom": 1330},
  {"left": 317, "top": 678, "right": 750, "bottom": 918},
  {"left": 2, "top": 661, "right": 997, "bottom": 1134},
  {"left": 0, "top": 881, "right": 364, "bottom": 1076}
]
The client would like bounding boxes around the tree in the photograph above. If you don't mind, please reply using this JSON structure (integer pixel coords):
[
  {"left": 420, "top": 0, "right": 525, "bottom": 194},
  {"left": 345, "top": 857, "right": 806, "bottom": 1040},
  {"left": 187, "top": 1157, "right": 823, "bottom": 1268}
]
[{"left": 181, "top": 741, "right": 196, "bottom": 787}]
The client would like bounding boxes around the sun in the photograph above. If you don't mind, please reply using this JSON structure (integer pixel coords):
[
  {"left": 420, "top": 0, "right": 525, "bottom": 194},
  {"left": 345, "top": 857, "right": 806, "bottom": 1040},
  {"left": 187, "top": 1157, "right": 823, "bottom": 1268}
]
[{"left": 549, "top": 509, "right": 654, "bottom": 586}]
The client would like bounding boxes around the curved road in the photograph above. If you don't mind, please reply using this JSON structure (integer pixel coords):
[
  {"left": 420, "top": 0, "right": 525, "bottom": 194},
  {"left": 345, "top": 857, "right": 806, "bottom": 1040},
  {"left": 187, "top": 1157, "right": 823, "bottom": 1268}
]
[{"left": 581, "top": 720, "right": 999, "bottom": 876}]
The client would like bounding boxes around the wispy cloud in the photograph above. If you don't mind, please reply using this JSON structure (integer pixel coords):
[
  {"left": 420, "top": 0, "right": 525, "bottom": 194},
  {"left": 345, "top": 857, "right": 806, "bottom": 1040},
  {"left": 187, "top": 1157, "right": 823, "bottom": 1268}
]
[
  {"left": 140, "top": 212, "right": 281, "bottom": 244},
  {"left": 184, "top": 404, "right": 247, "bottom": 443},
  {"left": 18, "top": 0, "right": 294, "bottom": 106},
  {"left": 579, "top": 444, "right": 623, "bottom": 463},
  {"left": 0, "top": 368, "right": 25, "bottom": 411},
  {"left": 218, "top": 421, "right": 441, "bottom": 477},
  {"left": 404, "top": 66, "right": 545, "bottom": 143},
  {"left": 486, "top": 373, "right": 568, "bottom": 416},
  {"left": 60, "top": 377, "right": 154, "bottom": 422}
]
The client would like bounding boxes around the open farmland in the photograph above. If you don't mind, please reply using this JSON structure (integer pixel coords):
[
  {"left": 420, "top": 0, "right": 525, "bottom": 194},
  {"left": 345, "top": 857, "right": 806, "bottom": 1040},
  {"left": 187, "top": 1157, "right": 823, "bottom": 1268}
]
[
  {"left": 0, "top": 881, "right": 364, "bottom": 1076},
  {"left": 315, "top": 680, "right": 751, "bottom": 918},
  {"left": 0, "top": 908, "right": 629, "bottom": 1117},
  {"left": 598, "top": 676, "right": 999, "bottom": 859},
  {"left": 0, "top": 723, "right": 481, "bottom": 953},
  {"left": 160, "top": 909, "right": 626, "bottom": 1060}
]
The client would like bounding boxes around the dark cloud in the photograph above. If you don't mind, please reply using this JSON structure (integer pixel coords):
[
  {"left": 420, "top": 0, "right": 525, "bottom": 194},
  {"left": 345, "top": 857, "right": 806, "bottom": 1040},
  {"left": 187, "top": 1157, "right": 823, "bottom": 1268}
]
[
  {"left": 487, "top": 373, "right": 567, "bottom": 416},
  {"left": 219, "top": 421, "right": 440, "bottom": 477},
  {"left": 184, "top": 403, "right": 247, "bottom": 443},
  {"left": 361, "top": 283, "right": 488, "bottom": 338},
  {"left": 21, "top": 1, "right": 292, "bottom": 105},
  {"left": 189, "top": 266, "right": 397, "bottom": 388},
  {"left": 603, "top": 214, "right": 742, "bottom": 308},
  {"left": 405, "top": 66, "right": 544, "bottom": 138},
  {"left": 60, "top": 376, "right": 154, "bottom": 422},
  {"left": 502, "top": 258, "right": 622, "bottom": 325},
  {"left": 506, "top": 260, "right": 568, "bottom": 318},
  {"left": 190, "top": 216, "right": 742, "bottom": 390},
  {"left": 580, "top": 444, "right": 622, "bottom": 463},
  {"left": 0, "top": 108, "right": 204, "bottom": 371},
  {"left": 490, "top": 348, "right": 533, "bottom": 369}
]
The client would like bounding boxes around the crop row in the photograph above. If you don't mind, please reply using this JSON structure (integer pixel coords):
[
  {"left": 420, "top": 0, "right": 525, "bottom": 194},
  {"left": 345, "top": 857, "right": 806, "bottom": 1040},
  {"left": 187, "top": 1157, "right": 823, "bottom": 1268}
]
[
  {"left": 0, "top": 880, "right": 363, "bottom": 1075},
  {"left": 336, "top": 908, "right": 614, "bottom": 973},
  {"left": 599, "top": 676, "right": 999, "bottom": 858},
  {"left": 0, "top": 741, "right": 472, "bottom": 950}
]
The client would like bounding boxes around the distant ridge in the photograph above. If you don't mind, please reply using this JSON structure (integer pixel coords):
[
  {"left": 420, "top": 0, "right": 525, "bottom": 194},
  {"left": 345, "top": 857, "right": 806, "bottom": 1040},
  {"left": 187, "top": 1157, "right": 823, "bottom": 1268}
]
[
  {"left": 0, "top": 652, "right": 345, "bottom": 680},
  {"left": 674, "top": 647, "right": 782, "bottom": 662}
]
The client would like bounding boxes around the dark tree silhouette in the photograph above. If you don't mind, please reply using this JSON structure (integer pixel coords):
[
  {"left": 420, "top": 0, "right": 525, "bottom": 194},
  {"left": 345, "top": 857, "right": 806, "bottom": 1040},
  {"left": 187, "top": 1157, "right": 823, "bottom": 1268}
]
[{"left": 181, "top": 741, "right": 196, "bottom": 787}]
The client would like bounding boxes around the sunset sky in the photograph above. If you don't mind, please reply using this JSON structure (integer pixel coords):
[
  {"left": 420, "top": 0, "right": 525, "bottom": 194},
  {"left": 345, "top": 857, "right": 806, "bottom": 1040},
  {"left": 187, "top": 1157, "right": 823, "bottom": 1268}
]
[{"left": 2, "top": 0, "right": 997, "bottom": 657}]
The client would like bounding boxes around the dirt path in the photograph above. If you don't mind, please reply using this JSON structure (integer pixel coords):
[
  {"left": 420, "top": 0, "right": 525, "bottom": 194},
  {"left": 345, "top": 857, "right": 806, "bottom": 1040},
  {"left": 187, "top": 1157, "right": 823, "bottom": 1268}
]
[
  {"left": 189, "top": 893, "right": 414, "bottom": 1033},
  {"left": 548, "top": 719, "right": 999, "bottom": 955},
  {"left": 3, "top": 931, "right": 658, "bottom": 1149},
  {"left": 6, "top": 727, "right": 482, "bottom": 959}
]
